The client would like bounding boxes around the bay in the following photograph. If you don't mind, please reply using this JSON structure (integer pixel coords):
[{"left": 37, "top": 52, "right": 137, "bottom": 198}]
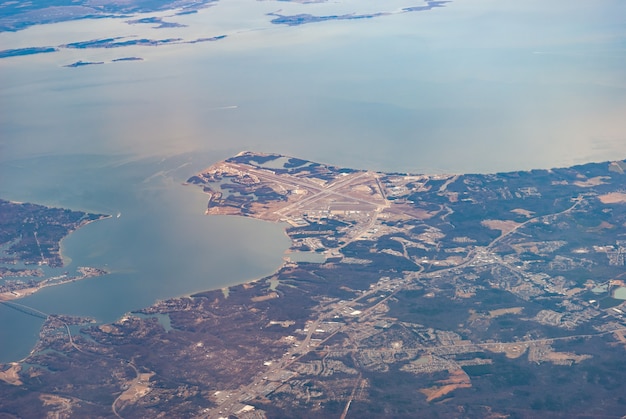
[
  {"left": 0, "top": 153, "right": 291, "bottom": 361},
  {"left": 0, "top": 0, "right": 625, "bottom": 361}
]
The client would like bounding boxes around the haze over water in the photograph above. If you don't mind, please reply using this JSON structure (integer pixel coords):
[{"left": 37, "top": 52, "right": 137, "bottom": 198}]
[{"left": 0, "top": 0, "right": 625, "bottom": 361}]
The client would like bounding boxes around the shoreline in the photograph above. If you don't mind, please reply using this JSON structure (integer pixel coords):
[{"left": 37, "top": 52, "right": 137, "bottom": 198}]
[
  {"left": 0, "top": 267, "right": 109, "bottom": 302},
  {"left": 58, "top": 213, "right": 112, "bottom": 267}
]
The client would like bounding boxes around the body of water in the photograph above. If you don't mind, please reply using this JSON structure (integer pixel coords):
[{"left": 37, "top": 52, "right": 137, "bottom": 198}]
[
  {"left": 0, "top": 0, "right": 625, "bottom": 361},
  {"left": 0, "top": 153, "right": 291, "bottom": 361},
  {"left": 614, "top": 287, "right": 626, "bottom": 301}
]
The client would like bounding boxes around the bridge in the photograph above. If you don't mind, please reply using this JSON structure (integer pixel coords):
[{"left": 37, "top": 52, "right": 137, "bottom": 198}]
[{"left": 0, "top": 300, "right": 49, "bottom": 320}]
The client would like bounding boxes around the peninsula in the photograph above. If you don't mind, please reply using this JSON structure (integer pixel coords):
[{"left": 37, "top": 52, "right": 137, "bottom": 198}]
[
  {"left": 0, "top": 200, "right": 109, "bottom": 300},
  {"left": 2, "top": 153, "right": 626, "bottom": 418}
]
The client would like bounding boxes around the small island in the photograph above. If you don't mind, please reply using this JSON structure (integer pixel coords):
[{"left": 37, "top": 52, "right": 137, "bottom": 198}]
[
  {"left": 0, "top": 46, "right": 57, "bottom": 59},
  {"left": 112, "top": 57, "right": 144, "bottom": 62},
  {"left": 59, "top": 35, "right": 226, "bottom": 50},
  {"left": 126, "top": 16, "right": 187, "bottom": 29},
  {"left": 63, "top": 60, "right": 104, "bottom": 68},
  {"left": 0, "top": 34, "right": 228, "bottom": 65},
  {"left": 0, "top": 0, "right": 218, "bottom": 33},
  {"left": 268, "top": 0, "right": 449, "bottom": 26}
]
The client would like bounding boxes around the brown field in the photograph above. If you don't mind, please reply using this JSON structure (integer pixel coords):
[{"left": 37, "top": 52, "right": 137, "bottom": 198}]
[
  {"left": 598, "top": 192, "right": 626, "bottom": 204},
  {"left": 481, "top": 219, "right": 522, "bottom": 234},
  {"left": 0, "top": 287, "right": 38, "bottom": 301},
  {"left": 511, "top": 208, "right": 534, "bottom": 217},
  {"left": 446, "top": 192, "right": 459, "bottom": 202},
  {"left": 206, "top": 207, "right": 244, "bottom": 216},
  {"left": 388, "top": 204, "right": 437, "bottom": 220},
  {"left": 591, "top": 221, "right": 615, "bottom": 230},
  {"left": 0, "top": 363, "right": 22, "bottom": 385},
  {"left": 118, "top": 372, "right": 154, "bottom": 403},
  {"left": 420, "top": 369, "right": 471, "bottom": 402},
  {"left": 40, "top": 394, "right": 72, "bottom": 414},
  {"left": 488, "top": 307, "right": 523, "bottom": 318},
  {"left": 612, "top": 329, "right": 626, "bottom": 345},
  {"left": 487, "top": 343, "right": 529, "bottom": 359},
  {"left": 544, "top": 351, "right": 592, "bottom": 365},
  {"left": 573, "top": 176, "right": 609, "bottom": 187},
  {"left": 251, "top": 292, "right": 279, "bottom": 302}
]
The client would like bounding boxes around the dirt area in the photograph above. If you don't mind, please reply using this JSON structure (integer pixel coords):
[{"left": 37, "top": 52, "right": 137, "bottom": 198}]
[
  {"left": 488, "top": 307, "right": 523, "bottom": 318},
  {"left": 118, "top": 372, "right": 154, "bottom": 403},
  {"left": 251, "top": 292, "right": 279, "bottom": 302},
  {"left": 0, "top": 363, "right": 23, "bottom": 385},
  {"left": 543, "top": 351, "right": 592, "bottom": 365},
  {"left": 613, "top": 330, "right": 626, "bottom": 345},
  {"left": 598, "top": 192, "right": 626, "bottom": 204},
  {"left": 565, "top": 287, "right": 584, "bottom": 297},
  {"left": 388, "top": 204, "right": 437, "bottom": 220},
  {"left": 481, "top": 219, "right": 522, "bottom": 234},
  {"left": 446, "top": 192, "right": 459, "bottom": 202},
  {"left": 206, "top": 206, "right": 245, "bottom": 216},
  {"left": 573, "top": 176, "right": 609, "bottom": 187},
  {"left": 487, "top": 343, "right": 529, "bottom": 359},
  {"left": 420, "top": 369, "right": 471, "bottom": 402},
  {"left": 594, "top": 221, "right": 615, "bottom": 230},
  {"left": 352, "top": 185, "right": 372, "bottom": 194},
  {"left": 0, "top": 287, "right": 38, "bottom": 301},
  {"left": 510, "top": 208, "right": 534, "bottom": 217},
  {"left": 40, "top": 394, "right": 72, "bottom": 417}
]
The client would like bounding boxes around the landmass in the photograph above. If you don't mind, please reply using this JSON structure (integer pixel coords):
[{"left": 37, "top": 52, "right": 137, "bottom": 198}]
[
  {"left": 64, "top": 58, "right": 147, "bottom": 67},
  {"left": 175, "top": 10, "right": 199, "bottom": 16},
  {"left": 0, "top": 200, "right": 108, "bottom": 268},
  {"left": 0, "top": 47, "right": 57, "bottom": 59},
  {"left": 0, "top": 200, "right": 109, "bottom": 300},
  {"left": 268, "top": 0, "right": 449, "bottom": 26},
  {"left": 111, "top": 57, "right": 144, "bottom": 62},
  {"left": 185, "top": 35, "right": 227, "bottom": 44},
  {"left": 0, "top": 0, "right": 448, "bottom": 63},
  {"left": 0, "top": 0, "right": 218, "bottom": 32},
  {"left": 63, "top": 60, "right": 105, "bottom": 68},
  {"left": 0, "top": 36, "right": 227, "bottom": 62},
  {"left": 0, "top": 267, "right": 108, "bottom": 302},
  {"left": 267, "top": 11, "right": 389, "bottom": 26},
  {"left": 2, "top": 153, "right": 626, "bottom": 418},
  {"left": 60, "top": 35, "right": 226, "bottom": 50},
  {"left": 61, "top": 37, "right": 183, "bottom": 49},
  {"left": 0, "top": 0, "right": 449, "bottom": 32},
  {"left": 125, "top": 16, "right": 187, "bottom": 29}
]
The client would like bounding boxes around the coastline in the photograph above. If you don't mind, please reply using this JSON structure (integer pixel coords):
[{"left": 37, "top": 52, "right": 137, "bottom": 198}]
[
  {"left": 1, "top": 213, "right": 112, "bottom": 302},
  {"left": 59, "top": 214, "right": 112, "bottom": 266},
  {"left": 0, "top": 266, "right": 109, "bottom": 302}
]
